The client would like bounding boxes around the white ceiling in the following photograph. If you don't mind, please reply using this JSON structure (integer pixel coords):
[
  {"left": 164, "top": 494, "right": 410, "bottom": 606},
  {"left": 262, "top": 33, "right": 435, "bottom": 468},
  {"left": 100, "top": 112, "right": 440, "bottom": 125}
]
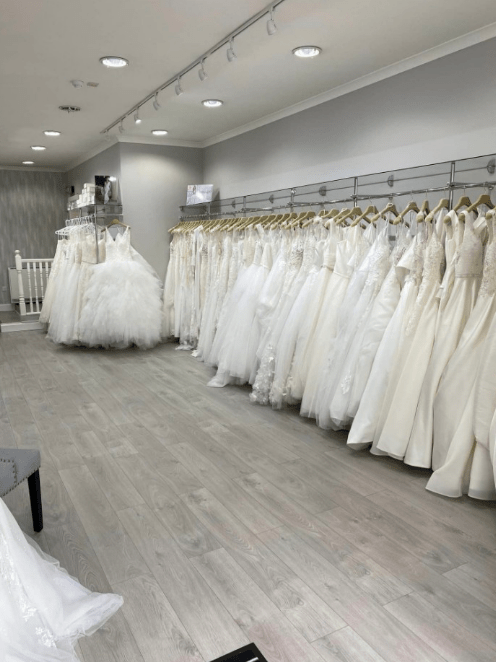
[{"left": 2, "top": 0, "right": 496, "bottom": 170}]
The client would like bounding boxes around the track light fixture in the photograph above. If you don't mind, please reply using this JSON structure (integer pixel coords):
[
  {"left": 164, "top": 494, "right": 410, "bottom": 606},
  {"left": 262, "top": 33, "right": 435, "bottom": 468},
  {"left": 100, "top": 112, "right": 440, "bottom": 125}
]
[
  {"left": 227, "top": 38, "right": 237, "bottom": 63},
  {"left": 118, "top": 120, "right": 125, "bottom": 134},
  {"left": 175, "top": 77, "right": 183, "bottom": 96},
  {"left": 267, "top": 6, "right": 277, "bottom": 35},
  {"left": 153, "top": 92, "right": 161, "bottom": 111},
  {"left": 198, "top": 58, "right": 208, "bottom": 82},
  {"left": 134, "top": 109, "right": 142, "bottom": 124}
]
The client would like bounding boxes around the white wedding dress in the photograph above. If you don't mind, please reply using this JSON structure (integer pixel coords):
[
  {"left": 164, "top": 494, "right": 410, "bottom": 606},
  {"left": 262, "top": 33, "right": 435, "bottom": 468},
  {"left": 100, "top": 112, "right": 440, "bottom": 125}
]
[
  {"left": 405, "top": 213, "right": 483, "bottom": 467},
  {"left": 77, "top": 227, "right": 163, "bottom": 349},
  {"left": 426, "top": 216, "right": 496, "bottom": 499},
  {"left": 375, "top": 223, "right": 445, "bottom": 459},
  {"left": 348, "top": 228, "right": 425, "bottom": 450},
  {"left": 0, "top": 499, "right": 122, "bottom": 661}
]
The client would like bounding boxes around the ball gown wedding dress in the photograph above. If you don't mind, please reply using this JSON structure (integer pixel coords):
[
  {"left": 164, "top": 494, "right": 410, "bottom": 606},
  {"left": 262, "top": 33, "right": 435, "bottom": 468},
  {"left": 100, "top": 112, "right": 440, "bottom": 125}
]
[
  {"left": 77, "top": 227, "right": 162, "bottom": 349},
  {"left": 348, "top": 228, "right": 425, "bottom": 450},
  {"left": 405, "top": 212, "right": 483, "bottom": 467},
  {"left": 375, "top": 223, "right": 445, "bottom": 459},
  {"left": 0, "top": 499, "right": 122, "bottom": 661},
  {"left": 39, "top": 240, "right": 65, "bottom": 325},
  {"left": 426, "top": 215, "right": 496, "bottom": 496}
]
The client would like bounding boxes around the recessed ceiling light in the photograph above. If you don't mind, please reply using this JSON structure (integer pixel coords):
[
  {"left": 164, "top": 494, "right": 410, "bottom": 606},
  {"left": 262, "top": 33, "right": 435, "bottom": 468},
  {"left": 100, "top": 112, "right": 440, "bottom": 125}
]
[
  {"left": 31, "top": 145, "right": 46, "bottom": 151},
  {"left": 151, "top": 130, "right": 168, "bottom": 136},
  {"left": 292, "top": 46, "right": 322, "bottom": 58},
  {"left": 100, "top": 56, "right": 129, "bottom": 68},
  {"left": 44, "top": 130, "right": 61, "bottom": 136},
  {"left": 23, "top": 161, "right": 34, "bottom": 165},
  {"left": 202, "top": 99, "right": 223, "bottom": 108}
]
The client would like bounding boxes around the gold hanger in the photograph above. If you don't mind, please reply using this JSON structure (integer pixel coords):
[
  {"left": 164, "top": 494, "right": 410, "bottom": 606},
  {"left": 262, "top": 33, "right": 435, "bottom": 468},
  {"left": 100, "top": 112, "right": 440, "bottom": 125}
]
[
  {"left": 351, "top": 204, "right": 378, "bottom": 227},
  {"left": 370, "top": 201, "right": 399, "bottom": 224},
  {"left": 391, "top": 200, "right": 419, "bottom": 225}
]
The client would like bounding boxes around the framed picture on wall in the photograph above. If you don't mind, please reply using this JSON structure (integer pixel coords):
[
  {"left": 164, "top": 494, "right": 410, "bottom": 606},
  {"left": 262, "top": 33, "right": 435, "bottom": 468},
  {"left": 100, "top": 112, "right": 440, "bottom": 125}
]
[{"left": 186, "top": 184, "right": 214, "bottom": 205}]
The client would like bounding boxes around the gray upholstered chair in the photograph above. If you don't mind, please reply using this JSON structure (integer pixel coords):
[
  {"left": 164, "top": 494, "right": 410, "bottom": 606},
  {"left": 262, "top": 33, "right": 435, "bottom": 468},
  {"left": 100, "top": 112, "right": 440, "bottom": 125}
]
[{"left": 0, "top": 449, "right": 43, "bottom": 531}]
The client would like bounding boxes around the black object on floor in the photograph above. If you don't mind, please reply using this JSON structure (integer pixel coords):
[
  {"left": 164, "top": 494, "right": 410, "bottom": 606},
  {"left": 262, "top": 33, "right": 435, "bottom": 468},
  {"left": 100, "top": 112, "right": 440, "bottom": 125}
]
[{"left": 209, "top": 643, "right": 268, "bottom": 662}]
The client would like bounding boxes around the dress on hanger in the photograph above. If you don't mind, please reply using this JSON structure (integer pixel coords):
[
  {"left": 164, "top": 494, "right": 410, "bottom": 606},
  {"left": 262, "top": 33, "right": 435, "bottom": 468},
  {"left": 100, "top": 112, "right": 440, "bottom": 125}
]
[
  {"left": 348, "top": 228, "right": 425, "bottom": 450},
  {"left": 208, "top": 227, "right": 272, "bottom": 387},
  {"left": 286, "top": 221, "right": 340, "bottom": 403},
  {"left": 47, "top": 234, "right": 82, "bottom": 346},
  {"left": 300, "top": 227, "right": 358, "bottom": 419},
  {"left": 405, "top": 212, "right": 482, "bottom": 467},
  {"left": 77, "top": 227, "right": 163, "bottom": 349},
  {"left": 0, "top": 499, "right": 122, "bottom": 661},
  {"left": 375, "top": 223, "right": 444, "bottom": 459}
]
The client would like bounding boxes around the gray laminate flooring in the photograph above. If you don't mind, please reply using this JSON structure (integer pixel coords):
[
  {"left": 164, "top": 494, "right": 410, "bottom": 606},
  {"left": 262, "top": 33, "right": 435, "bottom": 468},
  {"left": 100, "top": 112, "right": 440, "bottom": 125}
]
[{"left": 2, "top": 331, "right": 496, "bottom": 662}]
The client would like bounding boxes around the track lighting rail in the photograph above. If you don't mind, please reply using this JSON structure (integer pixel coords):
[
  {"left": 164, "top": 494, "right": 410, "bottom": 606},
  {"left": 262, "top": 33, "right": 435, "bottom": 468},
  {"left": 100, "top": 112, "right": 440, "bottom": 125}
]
[{"left": 102, "top": 0, "right": 286, "bottom": 135}]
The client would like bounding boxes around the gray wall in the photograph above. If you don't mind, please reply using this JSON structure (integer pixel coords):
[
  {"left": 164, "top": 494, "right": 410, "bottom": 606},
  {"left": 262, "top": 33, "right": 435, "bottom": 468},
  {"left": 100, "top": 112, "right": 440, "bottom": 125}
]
[
  {"left": 203, "top": 38, "right": 496, "bottom": 198},
  {"left": 119, "top": 143, "right": 203, "bottom": 279},
  {"left": 0, "top": 170, "right": 66, "bottom": 303},
  {"left": 66, "top": 143, "right": 121, "bottom": 200}
]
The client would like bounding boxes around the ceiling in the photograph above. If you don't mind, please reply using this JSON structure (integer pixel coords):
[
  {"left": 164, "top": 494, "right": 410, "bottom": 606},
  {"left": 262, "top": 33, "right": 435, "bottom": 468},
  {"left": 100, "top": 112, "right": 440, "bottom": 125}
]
[{"left": 2, "top": 0, "right": 496, "bottom": 170}]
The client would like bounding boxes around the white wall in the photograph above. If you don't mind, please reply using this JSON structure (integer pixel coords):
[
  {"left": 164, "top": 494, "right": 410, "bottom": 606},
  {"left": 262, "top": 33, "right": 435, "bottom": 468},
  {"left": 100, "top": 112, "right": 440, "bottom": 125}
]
[
  {"left": 203, "top": 38, "right": 496, "bottom": 198},
  {"left": 119, "top": 143, "right": 203, "bottom": 279}
]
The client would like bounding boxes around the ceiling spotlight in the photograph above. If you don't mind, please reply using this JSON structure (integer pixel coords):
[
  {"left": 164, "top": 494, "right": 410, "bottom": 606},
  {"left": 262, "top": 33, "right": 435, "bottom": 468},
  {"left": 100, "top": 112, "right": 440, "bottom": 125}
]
[
  {"left": 174, "top": 77, "right": 183, "bottom": 96},
  {"left": 100, "top": 56, "right": 129, "bottom": 68},
  {"left": 23, "top": 161, "right": 34, "bottom": 165},
  {"left": 227, "top": 38, "right": 237, "bottom": 63},
  {"left": 118, "top": 120, "right": 125, "bottom": 134},
  {"left": 267, "top": 7, "right": 277, "bottom": 35},
  {"left": 292, "top": 46, "right": 322, "bottom": 58},
  {"left": 151, "top": 130, "right": 168, "bottom": 136},
  {"left": 198, "top": 59, "right": 208, "bottom": 82},
  {"left": 31, "top": 145, "right": 46, "bottom": 151},
  {"left": 153, "top": 92, "right": 161, "bottom": 111},
  {"left": 44, "top": 130, "right": 61, "bottom": 136},
  {"left": 202, "top": 99, "right": 223, "bottom": 108},
  {"left": 134, "top": 109, "right": 142, "bottom": 124}
]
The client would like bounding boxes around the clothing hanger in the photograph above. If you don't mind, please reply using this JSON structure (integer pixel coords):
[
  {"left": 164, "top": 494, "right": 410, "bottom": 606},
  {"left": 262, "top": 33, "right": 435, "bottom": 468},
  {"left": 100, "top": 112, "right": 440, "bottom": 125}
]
[
  {"left": 424, "top": 197, "right": 449, "bottom": 223},
  {"left": 392, "top": 199, "right": 419, "bottom": 225},
  {"left": 452, "top": 192, "right": 472, "bottom": 212},
  {"left": 465, "top": 191, "right": 494, "bottom": 213},
  {"left": 350, "top": 205, "right": 378, "bottom": 227},
  {"left": 370, "top": 201, "right": 399, "bottom": 224}
]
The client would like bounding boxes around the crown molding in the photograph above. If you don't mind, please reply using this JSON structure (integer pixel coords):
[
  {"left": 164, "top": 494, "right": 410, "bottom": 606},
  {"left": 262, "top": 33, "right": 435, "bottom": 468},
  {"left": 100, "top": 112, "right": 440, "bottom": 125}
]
[
  {"left": 201, "top": 21, "right": 496, "bottom": 148},
  {"left": 63, "top": 138, "right": 120, "bottom": 172},
  {"left": 0, "top": 165, "right": 64, "bottom": 172},
  {"left": 117, "top": 135, "right": 202, "bottom": 148}
]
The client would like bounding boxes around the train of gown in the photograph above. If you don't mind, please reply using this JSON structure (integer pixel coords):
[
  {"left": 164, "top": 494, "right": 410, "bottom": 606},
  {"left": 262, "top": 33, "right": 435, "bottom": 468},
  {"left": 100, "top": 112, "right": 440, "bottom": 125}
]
[{"left": 0, "top": 498, "right": 122, "bottom": 661}]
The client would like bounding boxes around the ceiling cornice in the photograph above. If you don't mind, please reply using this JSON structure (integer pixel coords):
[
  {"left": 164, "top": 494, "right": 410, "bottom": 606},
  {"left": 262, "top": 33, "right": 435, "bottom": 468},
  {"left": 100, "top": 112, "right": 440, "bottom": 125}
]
[
  {"left": 117, "top": 135, "right": 203, "bottom": 148},
  {"left": 201, "top": 20, "right": 496, "bottom": 148},
  {"left": 0, "top": 165, "right": 64, "bottom": 173}
]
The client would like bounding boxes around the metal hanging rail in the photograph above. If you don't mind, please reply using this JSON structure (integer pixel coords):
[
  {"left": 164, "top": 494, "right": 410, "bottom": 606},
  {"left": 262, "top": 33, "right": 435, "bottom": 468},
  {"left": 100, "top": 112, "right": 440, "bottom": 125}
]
[{"left": 178, "top": 153, "right": 496, "bottom": 221}]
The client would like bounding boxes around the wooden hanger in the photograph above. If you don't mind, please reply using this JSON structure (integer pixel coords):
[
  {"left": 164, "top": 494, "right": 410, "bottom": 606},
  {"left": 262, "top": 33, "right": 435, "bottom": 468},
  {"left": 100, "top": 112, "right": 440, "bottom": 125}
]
[
  {"left": 370, "top": 201, "right": 399, "bottom": 224},
  {"left": 350, "top": 205, "right": 378, "bottom": 227},
  {"left": 424, "top": 197, "right": 449, "bottom": 223},
  {"left": 465, "top": 192, "right": 494, "bottom": 213},
  {"left": 452, "top": 193, "right": 472, "bottom": 212},
  {"left": 391, "top": 200, "right": 419, "bottom": 225}
]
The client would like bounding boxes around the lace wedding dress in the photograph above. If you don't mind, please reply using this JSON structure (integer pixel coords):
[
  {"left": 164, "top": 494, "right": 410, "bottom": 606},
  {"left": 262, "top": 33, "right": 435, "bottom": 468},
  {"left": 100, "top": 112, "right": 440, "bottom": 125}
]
[{"left": 0, "top": 499, "right": 122, "bottom": 661}]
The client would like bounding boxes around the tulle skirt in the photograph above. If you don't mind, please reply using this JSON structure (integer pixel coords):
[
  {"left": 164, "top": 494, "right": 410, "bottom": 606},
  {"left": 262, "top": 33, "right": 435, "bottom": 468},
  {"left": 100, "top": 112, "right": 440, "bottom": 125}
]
[
  {"left": 77, "top": 259, "right": 163, "bottom": 349},
  {"left": 0, "top": 499, "right": 122, "bottom": 661}
]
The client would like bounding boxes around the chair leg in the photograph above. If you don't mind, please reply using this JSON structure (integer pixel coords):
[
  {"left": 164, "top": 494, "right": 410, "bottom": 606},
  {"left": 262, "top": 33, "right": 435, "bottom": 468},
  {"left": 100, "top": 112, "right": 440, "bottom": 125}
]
[{"left": 28, "top": 470, "right": 43, "bottom": 532}]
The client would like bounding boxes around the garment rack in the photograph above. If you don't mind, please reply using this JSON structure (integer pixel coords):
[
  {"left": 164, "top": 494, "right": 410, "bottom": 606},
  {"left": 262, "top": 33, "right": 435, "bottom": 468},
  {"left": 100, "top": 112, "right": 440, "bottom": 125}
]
[{"left": 178, "top": 152, "right": 496, "bottom": 221}]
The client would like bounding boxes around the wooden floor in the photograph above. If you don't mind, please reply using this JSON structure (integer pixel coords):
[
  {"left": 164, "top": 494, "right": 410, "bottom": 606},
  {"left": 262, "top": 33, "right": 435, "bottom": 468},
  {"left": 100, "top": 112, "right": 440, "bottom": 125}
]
[{"left": 2, "top": 331, "right": 496, "bottom": 662}]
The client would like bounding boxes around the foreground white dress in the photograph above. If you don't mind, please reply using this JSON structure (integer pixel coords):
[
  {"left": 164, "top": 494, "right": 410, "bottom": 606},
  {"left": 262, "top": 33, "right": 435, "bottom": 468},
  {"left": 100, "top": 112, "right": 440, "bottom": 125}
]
[
  {"left": 77, "top": 227, "right": 163, "bottom": 349},
  {"left": 0, "top": 499, "right": 122, "bottom": 661}
]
